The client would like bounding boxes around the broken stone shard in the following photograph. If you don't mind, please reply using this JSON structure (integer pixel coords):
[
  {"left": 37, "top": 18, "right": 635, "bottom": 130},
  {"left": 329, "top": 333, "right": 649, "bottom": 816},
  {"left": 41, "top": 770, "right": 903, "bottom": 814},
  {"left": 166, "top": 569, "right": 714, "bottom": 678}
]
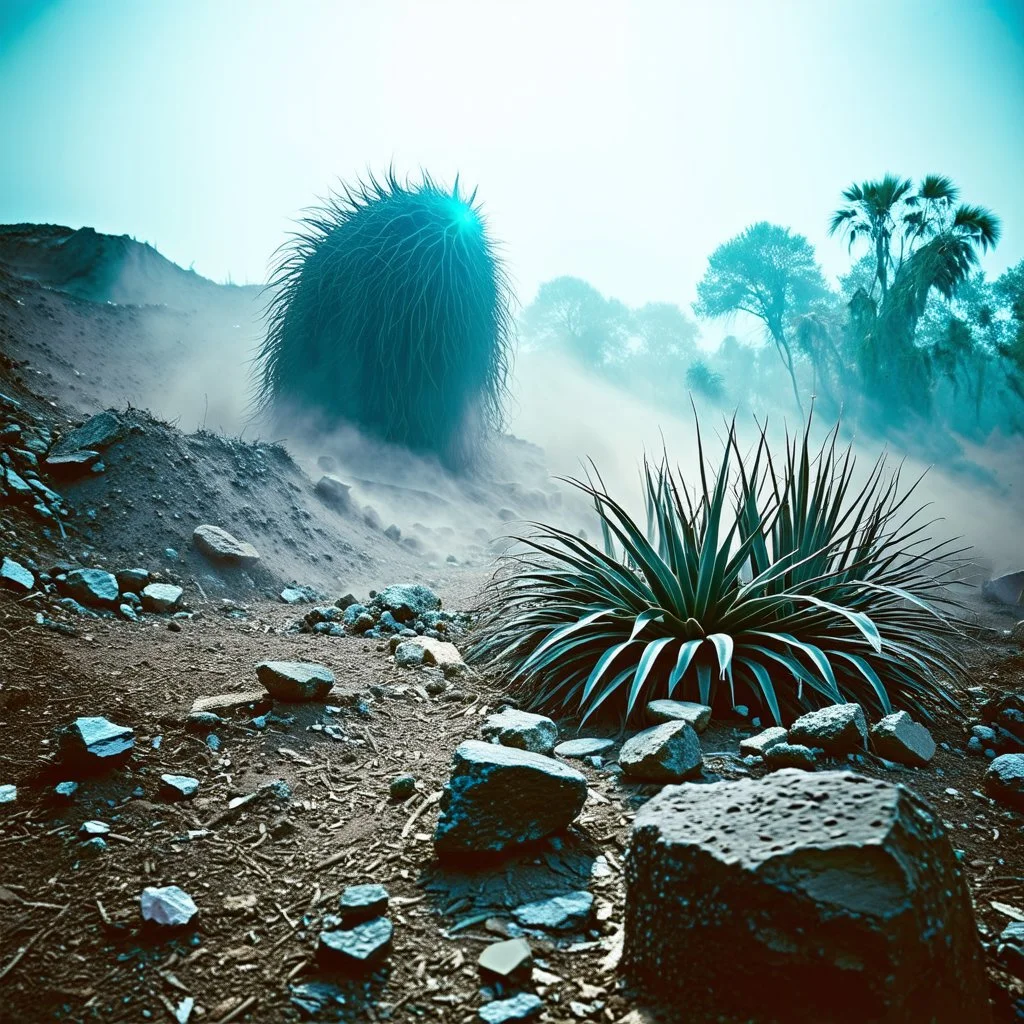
[
  {"left": 142, "top": 583, "right": 183, "bottom": 613},
  {"left": 49, "top": 411, "right": 124, "bottom": 457},
  {"left": 788, "top": 703, "right": 868, "bottom": 754},
  {"left": 317, "top": 916, "right": 393, "bottom": 968},
  {"left": 478, "top": 937, "right": 533, "bottom": 980},
  {"left": 62, "top": 716, "right": 134, "bottom": 764},
  {"left": 160, "top": 774, "right": 200, "bottom": 799},
  {"left": 512, "top": 890, "right": 594, "bottom": 931},
  {"left": 870, "top": 712, "right": 936, "bottom": 766},
  {"left": 619, "top": 721, "right": 703, "bottom": 782},
  {"left": 63, "top": 568, "right": 119, "bottom": 608},
  {"left": 434, "top": 740, "right": 588, "bottom": 854},
  {"left": 646, "top": 699, "right": 712, "bottom": 732},
  {"left": 1, "top": 556, "right": 34, "bottom": 593},
  {"left": 623, "top": 769, "right": 989, "bottom": 1023},
  {"left": 192, "top": 524, "right": 260, "bottom": 564},
  {"left": 764, "top": 742, "right": 819, "bottom": 771},
  {"left": 554, "top": 737, "right": 615, "bottom": 759},
  {"left": 739, "top": 726, "right": 788, "bottom": 757},
  {"left": 256, "top": 661, "right": 335, "bottom": 702},
  {"left": 478, "top": 994, "right": 544, "bottom": 1024},
  {"left": 338, "top": 883, "right": 389, "bottom": 925},
  {"left": 140, "top": 885, "right": 198, "bottom": 926},
  {"left": 481, "top": 708, "right": 558, "bottom": 755}
]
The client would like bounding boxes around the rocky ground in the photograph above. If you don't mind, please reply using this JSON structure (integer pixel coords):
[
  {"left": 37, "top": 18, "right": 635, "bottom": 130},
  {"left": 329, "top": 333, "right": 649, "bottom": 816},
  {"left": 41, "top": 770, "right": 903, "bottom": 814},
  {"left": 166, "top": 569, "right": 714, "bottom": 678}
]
[{"left": 3, "top": 225, "right": 1024, "bottom": 1023}]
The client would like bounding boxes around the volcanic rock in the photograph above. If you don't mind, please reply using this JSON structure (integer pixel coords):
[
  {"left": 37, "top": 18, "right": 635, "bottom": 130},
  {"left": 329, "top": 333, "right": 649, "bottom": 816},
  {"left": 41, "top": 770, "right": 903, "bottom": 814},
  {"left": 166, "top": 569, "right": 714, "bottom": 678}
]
[
  {"left": 764, "top": 742, "right": 819, "bottom": 771},
  {"left": 140, "top": 885, "right": 198, "bottom": 927},
  {"left": 788, "top": 703, "right": 868, "bottom": 754},
  {"left": 619, "top": 722, "right": 702, "bottom": 782},
  {"left": 554, "top": 737, "right": 615, "bottom": 759},
  {"left": 646, "top": 699, "right": 712, "bottom": 732},
  {"left": 256, "top": 661, "right": 335, "bottom": 702},
  {"left": 434, "top": 740, "right": 587, "bottom": 854},
  {"left": 622, "top": 769, "right": 989, "bottom": 1023},
  {"left": 512, "top": 890, "right": 593, "bottom": 931},
  {"left": 192, "top": 524, "right": 260, "bottom": 564},
  {"left": 985, "top": 754, "right": 1024, "bottom": 810},
  {"left": 338, "top": 884, "right": 389, "bottom": 925},
  {"left": 373, "top": 584, "right": 441, "bottom": 620},
  {"left": 141, "top": 583, "right": 183, "bottom": 612},
  {"left": 739, "top": 726, "right": 788, "bottom": 757},
  {"left": 481, "top": 708, "right": 558, "bottom": 755},
  {"left": 870, "top": 712, "right": 935, "bottom": 766},
  {"left": 63, "top": 568, "right": 119, "bottom": 608},
  {"left": 61, "top": 716, "right": 134, "bottom": 765},
  {"left": 317, "top": 917, "right": 393, "bottom": 968},
  {"left": 0, "top": 556, "right": 34, "bottom": 593}
]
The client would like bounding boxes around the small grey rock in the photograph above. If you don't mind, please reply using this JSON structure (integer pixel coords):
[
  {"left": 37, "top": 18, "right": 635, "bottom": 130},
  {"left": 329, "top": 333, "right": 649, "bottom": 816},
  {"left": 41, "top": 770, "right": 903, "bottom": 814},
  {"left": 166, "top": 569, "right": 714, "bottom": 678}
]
[
  {"left": 985, "top": 753, "right": 1024, "bottom": 809},
  {"left": 646, "top": 699, "right": 712, "bottom": 732},
  {"left": 142, "top": 583, "right": 183, "bottom": 613},
  {"left": 481, "top": 708, "right": 558, "bottom": 755},
  {"left": 764, "top": 742, "right": 818, "bottom": 770},
  {"left": 62, "top": 716, "right": 134, "bottom": 764},
  {"left": 739, "top": 727, "right": 788, "bottom": 757},
  {"left": 256, "top": 661, "right": 335, "bottom": 702},
  {"left": 512, "top": 890, "right": 593, "bottom": 931},
  {"left": 478, "top": 937, "right": 532, "bottom": 980},
  {"left": 160, "top": 774, "right": 200, "bottom": 799},
  {"left": 338, "top": 884, "right": 389, "bottom": 925},
  {"left": 789, "top": 704, "right": 868, "bottom": 754},
  {"left": 192, "top": 524, "right": 260, "bottom": 564},
  {"left": 0, "top": 784, "right": 16, "bottom": 804},
  {"left": 619, "top": 721, "right": 703, "bottom": 782},
  {"left": 317, "top": 917, "right": 393, "bottom": 967},
  {"left": 63, "top": 568, "right": 119, "bottom": 608},
  {"left": 554, "top": 737, "right": 615, "bottom": 759},
  {"left": 478, "top": 994, "right": 544, "bottom": 1024},
  {"left": 140, "top": 885, "right": 198, "bottom": 926},
  {"left": 870, "top": 712, "right": 936, "bottom": 766},
  {"left": 1, "top": 556, "right": 34, "bottom": 593}
]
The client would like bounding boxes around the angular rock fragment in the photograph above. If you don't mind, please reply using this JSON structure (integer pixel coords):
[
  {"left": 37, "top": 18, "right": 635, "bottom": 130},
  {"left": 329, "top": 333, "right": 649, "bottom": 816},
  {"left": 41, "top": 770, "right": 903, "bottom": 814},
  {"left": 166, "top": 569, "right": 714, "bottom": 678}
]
[
  {"left": 192, "top": 524, "right": 260, "bottom": 564},
  {"left": 317, "top": 917, "right": 392, "bottom": 968},
  {"left": 338, "top": 884, "right": 389, "bottom": 925},
  {"left": 0, "top": 556, "right": 34, "bottom": 593},
  {"left": 764, "top": 742, "right": 818, "bottom": 771},
  {"left": 478, "top": 937, "right": 532, "bottom": 980},
  {"left": 140, "top": 885, "right": 198, "bottom": 926},
  {"left": 646, "top": 699, "right": 712, "bottom": 732},
  {"left": 80, "top": 820, "right": 110, "bottom": 836},
  {"left": 0, "top": 784, "right": 16, "bottom": 804},
  {"left": 623, "top": 769, "right": 989, "bottom": 1023},
  {"left": 142, "top": 583, "right": 183, "bottom": 612},
  {"left": 115, "top": 567, "right": 150, "bottom": 591},
  {"left": 394, "top": 635, "right": 464, "bottom": 673},
  {"left": 512, "top": 890, "right": 593, "bottom": 931},
  {"left": 389, "top": 774, "right": 416, "bottom": 800},
  {"left": 982, "top": 570, "right": 1024, "bottom": 608},
  {"left": 870, "top": 712, "right": 935, "bottom": 766},
  {"left": 478, "top": 994, "right": 544, "bottom": 1024},
  {"left": 160, "top": 774, "right": 200, "bottom": 799},
  {"left": 554, "top": 737, "right": 615, "bottom": 759},
  {"left": 739, "top": 726, "right": 788, "bottom": 757},
  {"left": 189, "top": 691, "right": 266, "bottom": 717},
  {"left": 61, "top": 716, "right": 134, "bottom": 765},
  {"left": 49, "top": 411, "right": 124, "bottom": 457},
  {"left": 985, "top": 753, "right": 1024, "bottom": 810},
  {"left": 481, "top": 708, "right": 558, "bottom": 755},
  {"left": 788, "top": 703, "right": 868, "bottom": 754},
  {"left": 434, "top": 740, "right": 587, "bottom": 854},
  {"left": 619, "top": 722, "right": 702, "bottom": 782},
  {"left": 315, "top": 475, "right": 352, "bottom": 511},
  {"left": 373, "top": 584, "right": 441, "bottom": 620},
  {"left": 63, "top": 568, "right": 119, "bottom": 608},
  {"left": 256, "top": 661, "right": 335, "bottom": 702}
]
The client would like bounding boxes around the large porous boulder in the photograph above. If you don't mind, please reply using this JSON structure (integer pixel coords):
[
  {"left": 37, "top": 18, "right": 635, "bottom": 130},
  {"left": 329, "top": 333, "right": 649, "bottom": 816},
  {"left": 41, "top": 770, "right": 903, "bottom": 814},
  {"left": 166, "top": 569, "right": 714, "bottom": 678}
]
[
  {"left": 434, "top": 741, "right": 587, "bottom": 855},
  {"left": 619, "top": 722, "right": 702, "bottom": 782},
  {"left": 623, "top": 769, "right": 989, "bottom": 1023},
  {"left": 372, "top": 584, "right": 441, "bottom": 621},
  {"left": 788, "top": 703, "right": 868, "bottom": 754},
  {"left": 192, "top": 524, "right": 260, "bottom": 564},
  {"left": 481, "top": 709, "right": 558, "bottom": 755}
]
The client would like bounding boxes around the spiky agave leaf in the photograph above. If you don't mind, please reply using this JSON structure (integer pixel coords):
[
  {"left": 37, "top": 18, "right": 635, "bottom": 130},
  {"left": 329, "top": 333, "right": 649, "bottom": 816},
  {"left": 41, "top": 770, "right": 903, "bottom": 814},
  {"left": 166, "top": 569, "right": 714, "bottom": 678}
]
[
  {"left": 468, "top": 417, "right": 966, "bottom": 725},
  {"left": 255, "top": 171, "right": 514, "bottom": 470}
]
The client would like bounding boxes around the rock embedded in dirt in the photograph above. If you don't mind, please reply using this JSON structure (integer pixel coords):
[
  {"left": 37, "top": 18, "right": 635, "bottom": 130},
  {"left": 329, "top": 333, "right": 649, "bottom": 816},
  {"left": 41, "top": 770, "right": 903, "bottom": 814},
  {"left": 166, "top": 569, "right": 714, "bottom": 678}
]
[
  {"left": 373, "top": 583, "right": 441, "bottom": 621},
  {"left": 984, "top": 754, "right": 1024, "bottom": 809},
  {"left": 141, "top": 582, "right": 183, "bottom": 612},
  {"left": 389, "top": 774, "right": 416, "bottom": 800},
  {"left": 115, "top": 567, "right": 150, "bottom": 591},
  {"left": 512, "top": 890, "right": 594, "bottom": 931},
  {"left": 619, "top": 722, "right": 703, "bottom": 782},
  {"left": 49, "top": 410, "right": 124, "bottom": 457},
  {"left": 788, "top": 703, "right": 868, "bottom": 754},
  {"left": 190, "top": 691, "right": 265, "bottom": 717},
  {"left": 0, "top": 784, "right": 16, "bottom": 804},
  {"left": 160, "top": 774, "right": 199, "bottom": 800},
  {"left": 481, "top": 708, "right": 558, "bottom": 755},
  {"left": 256, "top": 661, "right": 335, "bottom": 702},
  {"left": 61, "top": 716, "right": 134, "bottom": 765},
  {"left": 554, "top": 737, "right": 615, "bottom": 759},
  {"left": 192, "top": 524, "right": 260, "bottom": 564},
  {"left": 314, "top": 474, "right": 352, "bottom": 511},
  {"left": 317, "top": 916, "right": 393, "bottom": 969},
  {"left": 45, "top": 449, "right": 101, "bottom": 471},
  {"left": 739, "top": 726, "right": 788, "bottom": 757},
  {"left": 62, "top": 567, "right": 119, "bottom": 608},
  {"left": 1, "top": 555, "right": 34, "bottom": 592},
  {"left": 870, "top": 712, "right": 936, "bottom": 766},
  {"left": 80, "top": 820, "right": 110, "bottom": 836},
  {"left": 478, "top": 993, "right": 544, "bottom": 1024},
  {"left": 623, "top": 769, "right": 989, "bottom": 1023},
  {"left": 646, "top": 699, "right": 712, "bottom": 732},
  {"left": 434, "top": 740, "right": 588, "bottom": 854},
  {"left": 763, "top": 742, "right": 818, "bottom": 771},
  {"left": 478, "top": 937, "right": 533, "bottom": 980},
  {"left": 280, "top": 586, "right": 313, "bottom": 605},
  {"left": 982, "top": 570, "right": 1024, "bottom": 607},
  {"left": 394, "top": 635, "right": 465, "bottom": 674},
  {"left": 54, "top": 780, "right": 78, "bottom": 799},
  {"left": 140, "top": 885, "right": 198, "bottom": 927},
  {"left": 338, "top": 883, "right": 389, "bottom": 925},
  {"left": 997, "top": 921, "right": 1024, "bottom": 979}
]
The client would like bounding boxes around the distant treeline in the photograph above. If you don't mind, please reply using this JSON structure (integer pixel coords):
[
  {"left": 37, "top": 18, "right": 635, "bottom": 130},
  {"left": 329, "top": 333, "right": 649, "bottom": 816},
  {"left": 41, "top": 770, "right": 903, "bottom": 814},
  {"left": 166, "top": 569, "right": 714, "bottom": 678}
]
[{"left": 519, "top": 174, "right": 1024, "bottom": 443}]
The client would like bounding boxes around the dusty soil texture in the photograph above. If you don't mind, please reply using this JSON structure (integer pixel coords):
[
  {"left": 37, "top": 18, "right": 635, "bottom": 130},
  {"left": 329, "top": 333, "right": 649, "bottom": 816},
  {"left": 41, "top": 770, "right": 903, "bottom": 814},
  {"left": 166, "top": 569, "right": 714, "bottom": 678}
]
[{"left": 3, "top": 224, "right": 1024, "bottom": 1024}]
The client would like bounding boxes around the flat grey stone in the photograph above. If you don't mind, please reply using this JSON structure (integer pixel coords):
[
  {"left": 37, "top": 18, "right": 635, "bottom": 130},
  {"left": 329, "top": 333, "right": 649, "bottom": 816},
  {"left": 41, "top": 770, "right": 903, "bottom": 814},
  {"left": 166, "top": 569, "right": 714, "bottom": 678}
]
[
  {"left": 140, "top": 885, "right": 198, "bottom": 926},
  {"left": 434, "top": 740, "right": 588, "bottom": 854},
  {"left": 512, "top": 890, "right": 593, "bottom": 931},
  {"left": 481, "top": 708, "right": 558, "bottom": 755},
  {"left": 985, "top": 754, "right": 1024, "bottom": 809},
  {"left": 142, "top": 583, "right": 183, "bottom": 612},
  {"left": 394, "top": 636, "right": 464, "bottom": 673},
  {"left": 478, "top": 937, "right": 532, "bottom": 979},
  {"left": 478, "top": 994, "right": 544, "bottom": 1023},
  {"left": 45, "top": 449, "right": 101, "bottom": 470},
  {"left": 317, "top": 917, "right": 392, "bottom": 967},
  {"left": 623, "top": 769, "right": 989, "bottom": 1022},
  {"left": 62, "top": 716, "right": 134, "bottom": 763},
  {"left": 160, "top": 774, "right": 200, "bottom": 799},
  {"left": 0, "top": 784, "right": 16, "bottom": 804},
  {"left": 739, "top": 727, "right": 788, "bottom": 757},
  {"left": 789, "top": 703, "right": 868, "bottom": 754},
  {"left": 619, "top": 721, "right": 703, "bottom": 782},
  {"left": 49, "top": 411, "right": 124, "bottom": 456},
  {"left": 192, "top": 524, "right": 260, "bottom": 563},
  {"left": 338, "top": 884, "right": 389, "bottom": 924},
  {"left": 554, "top": 737, "right": 615, "bottom": 759},
  {"left": 870, "top": 712, "right": 935, "bottom": 766},
  {"left": 647, "top": 699, "right": 712, "bottom": 732},
  {"left": 116, "top": 568, "right": 150, "bottom": 591},
  {"left": 63, "top": 568, "right": 119, "bottom": 607},
  {"left": 80, "top": 820, "right": 110, "bottom": 835},
  {"left": 1, "top": 556, "right": 34, "bottom": 593},
  {"left": 256, "top": 661, "right": 335, "bottom": 702},
  {"left": 764, "top": 742, "right": 818, "bottom": 770}
]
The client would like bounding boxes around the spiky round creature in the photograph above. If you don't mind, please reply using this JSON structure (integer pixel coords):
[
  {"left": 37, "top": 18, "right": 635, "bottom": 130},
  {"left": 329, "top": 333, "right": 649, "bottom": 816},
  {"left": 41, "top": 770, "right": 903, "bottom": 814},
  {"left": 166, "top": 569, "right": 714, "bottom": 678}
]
[{"left": 256, "top": 172, "right": 514, "bottom": 470}]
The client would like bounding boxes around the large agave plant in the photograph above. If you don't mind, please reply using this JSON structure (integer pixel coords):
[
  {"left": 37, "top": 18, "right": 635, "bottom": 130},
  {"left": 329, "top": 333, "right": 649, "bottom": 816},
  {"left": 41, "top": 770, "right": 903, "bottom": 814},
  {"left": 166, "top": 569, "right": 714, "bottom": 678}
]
[{"left": 468, "top": 419, "right": 966, "bottom": 725}]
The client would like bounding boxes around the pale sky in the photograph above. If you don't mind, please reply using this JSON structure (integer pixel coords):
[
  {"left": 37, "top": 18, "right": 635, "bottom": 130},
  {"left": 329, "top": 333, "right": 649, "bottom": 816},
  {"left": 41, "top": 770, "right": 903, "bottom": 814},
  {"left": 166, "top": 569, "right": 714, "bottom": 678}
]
[{"left": 1, "top": 0, "right": 1022, "bottom": 319}]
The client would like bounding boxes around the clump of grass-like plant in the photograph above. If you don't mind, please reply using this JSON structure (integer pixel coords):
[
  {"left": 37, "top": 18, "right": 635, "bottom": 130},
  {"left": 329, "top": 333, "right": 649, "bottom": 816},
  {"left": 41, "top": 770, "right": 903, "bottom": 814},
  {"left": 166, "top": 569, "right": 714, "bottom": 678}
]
[
  {"left": 468, "top": 418, "right": 966, "bottom": 725},
  {"left": 255, "top": 171, "right": 514, "bottom": 471}
]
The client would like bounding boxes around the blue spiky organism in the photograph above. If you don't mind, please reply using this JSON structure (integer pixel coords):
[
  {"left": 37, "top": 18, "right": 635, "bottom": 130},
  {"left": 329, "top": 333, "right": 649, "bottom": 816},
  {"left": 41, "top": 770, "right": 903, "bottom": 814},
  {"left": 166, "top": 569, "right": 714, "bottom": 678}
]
[{"left": 256, "top": 172, "right": 514, "bottom": 470}]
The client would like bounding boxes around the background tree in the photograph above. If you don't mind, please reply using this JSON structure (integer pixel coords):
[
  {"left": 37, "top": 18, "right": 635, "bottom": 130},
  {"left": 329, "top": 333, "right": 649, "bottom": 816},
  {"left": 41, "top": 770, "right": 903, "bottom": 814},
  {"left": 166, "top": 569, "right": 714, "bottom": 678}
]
[{"left": 693, "top": 222, "right": 828, "bottom": 415}]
